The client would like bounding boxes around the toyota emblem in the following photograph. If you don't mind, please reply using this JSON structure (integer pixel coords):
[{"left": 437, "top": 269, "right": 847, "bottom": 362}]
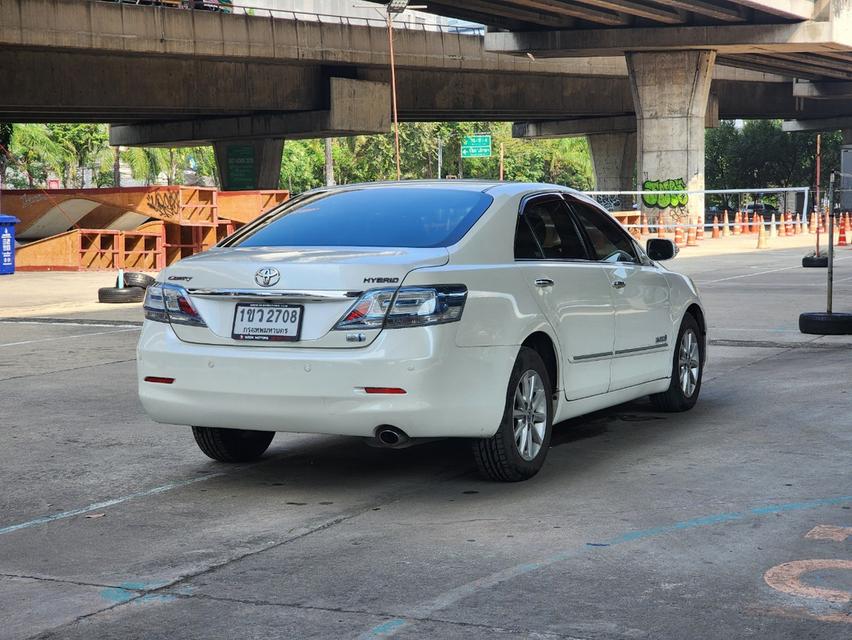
[{"left": 254, "top": 267, "right": 280, "bottom": 288}]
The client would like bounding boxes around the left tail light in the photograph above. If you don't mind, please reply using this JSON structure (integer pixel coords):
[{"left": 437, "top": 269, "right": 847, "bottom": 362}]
[{"left": 144, "top": 283, "right": 207, "bottom": 327}]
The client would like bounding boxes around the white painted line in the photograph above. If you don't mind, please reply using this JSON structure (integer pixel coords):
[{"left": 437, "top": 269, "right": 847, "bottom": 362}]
[
  {"left": 0, "top": 320, "right": 141, "bottom": 329},
  {"left": 0, "top": 473, "right": 223, "bottom": 536},
  {"left": 0, "top": 328, "right": 140, "bottom": 348},
  {"left": 696, "top": 255, "right": 852, "bottom": 285}
]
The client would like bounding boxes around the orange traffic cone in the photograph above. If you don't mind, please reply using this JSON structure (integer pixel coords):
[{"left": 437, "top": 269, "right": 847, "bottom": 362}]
[
  {"left": 712, "top": 215, "right": 720, "bottom": 239},
  {"left": 674, "top": 225, "right": 684, "bottom": 247},
  {"left": 770, "top": 213, "right": 777, "bottom": 238},
  {"left": 840, "top": 216, "right": 848, "bottom": 247},
  {"left": 696, "top": 218, "right": 705, "bottom": 242},
  {"left": 752, "top": 213, "right": 760, "bottom": 234},
  {"left": 641, "top": 213, "right": 649, "bottom": 236},
  {"left": 785, "top": 213, "right": 793, "bottom": 235},
  {"left": 778, "top": 214, "right": 786, "bottom": 237},
  {"left": 686, "top": 224, "right": 697, "bottom": 247},
  {"left": 657, "top": 214, "right": 666, "bottom": 239},
  {"left": 722, "top": 210, "right": 730, "bottom": 237},
  {"left": 808, "top": 213, "right": 816, "bottom": 234},
  {"left": 757, "top": 219, "right": 768, "bottom": 249},
  {"left": 796, "top": 214, "right": 803, "bottom": 235},
  {"left": 733, "top": 211, "right": 741, "bottom": 236}
]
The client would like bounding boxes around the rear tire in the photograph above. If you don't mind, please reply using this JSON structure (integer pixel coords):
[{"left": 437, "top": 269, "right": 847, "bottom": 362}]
[
  {"left": 98, "top": 286, "right": 145, "bottom": 304},
  {"left": 649, "top": 314, "right": 704, "bottom": 412},
  {"left": 191, "top": 426, "right": 274, "bottom": 462},
  {"left": 116, "top": 272, "right": 156, "bottom": 289},
  {"left": 802, "top": 255, "right": 827, "bottom": 268},
  {"left": 799, "top": 312, "right": 852, "bottom": 335},
  {"left": 472, "top": 347, "right": 553, "bottom": 482}
]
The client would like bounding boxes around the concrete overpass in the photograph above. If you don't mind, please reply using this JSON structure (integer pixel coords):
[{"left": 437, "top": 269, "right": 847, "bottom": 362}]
[
  {"left": 1, "top": 0, "right": 850, "bottom": 197},
  {"left": 369, "top": 0, "right": 852, "bottom": 218}
]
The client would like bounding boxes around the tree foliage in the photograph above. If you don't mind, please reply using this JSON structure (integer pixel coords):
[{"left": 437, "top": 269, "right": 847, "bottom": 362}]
[{"left": 706, "top": 120, "right": 841, "bottom": 208}]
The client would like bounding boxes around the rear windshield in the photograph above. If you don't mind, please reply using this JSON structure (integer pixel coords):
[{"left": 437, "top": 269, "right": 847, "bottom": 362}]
[{"left": 227, "top": 187, "right": 494, "bottom": 248}]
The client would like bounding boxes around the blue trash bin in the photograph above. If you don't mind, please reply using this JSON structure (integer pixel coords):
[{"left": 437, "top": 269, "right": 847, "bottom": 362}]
[{"left": 0, "top": 215, "right": 21, "bottom": 275}]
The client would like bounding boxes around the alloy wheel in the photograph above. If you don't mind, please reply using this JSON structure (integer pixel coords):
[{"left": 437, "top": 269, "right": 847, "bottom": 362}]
[{"left": 513, "top": 370, "right": 547, "bottom": 461}]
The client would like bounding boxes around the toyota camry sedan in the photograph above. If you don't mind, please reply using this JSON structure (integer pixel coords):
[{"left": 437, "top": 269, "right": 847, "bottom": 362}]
[{"left": 139, "top": 182, "right": 706, "bottom": 481}]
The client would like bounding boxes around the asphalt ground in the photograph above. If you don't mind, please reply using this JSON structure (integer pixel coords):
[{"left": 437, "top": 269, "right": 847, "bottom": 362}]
[{"left": 0, "top": 244, "right": 850, "bottom": 639}]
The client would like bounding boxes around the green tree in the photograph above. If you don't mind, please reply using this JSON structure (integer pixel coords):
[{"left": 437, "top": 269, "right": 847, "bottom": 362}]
[
  {"left": 46, "top": 124, "right": 111, "bottom": 188},
  {"left": 9, "top": 124, "right": 64, "bottom": 188}
]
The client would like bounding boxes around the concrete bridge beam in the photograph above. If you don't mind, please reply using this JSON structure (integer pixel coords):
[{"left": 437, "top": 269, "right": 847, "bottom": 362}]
[{"left": 627, "top": 50, "right": 716, "bottom": 225}]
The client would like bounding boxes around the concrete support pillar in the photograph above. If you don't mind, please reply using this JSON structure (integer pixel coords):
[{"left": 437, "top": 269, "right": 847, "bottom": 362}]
[
  {"left": 627, "top": 50, "right": 716, "bottom": 225},
  {"left": 213, "top": 139, "right": 284, "bottom": 191},
  {"left": 587, "top": 132, "right": 636, "bottom": 210}
]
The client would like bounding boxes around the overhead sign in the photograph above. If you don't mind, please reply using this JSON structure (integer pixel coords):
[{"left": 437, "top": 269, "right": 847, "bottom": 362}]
[
  {"left": 461, "top": 134, "right": 492, "bottom": 158},
  {"left": 225, "top": 144, "right": 257, "bottom": 190}
]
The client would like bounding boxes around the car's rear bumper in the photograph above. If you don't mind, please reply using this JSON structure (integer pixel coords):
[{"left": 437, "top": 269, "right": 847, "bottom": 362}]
[{"left": 137, "top": 321, "right": 516, "bottom": 438}]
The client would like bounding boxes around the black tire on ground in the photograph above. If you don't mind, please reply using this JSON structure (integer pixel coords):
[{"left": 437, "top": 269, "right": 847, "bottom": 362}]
[
  {"left": 191, "top": 426, "right": 275, "bottom": 462},
  {"left": 799, "top": 312, "right": 852, "bottom": 335},
  {"left": 97, "top": 286, "right": 145, "bottom": 304},
  {"left": 472, "top": 346, "right": 553, "bottom": 482},
  {"left": 116, "top": 272, "right": 156, "bottom": 289},
  {"left": 802, "top": 255, "right": 828, "bottom": 268},
  {"left": 649, "top": 313, "right": 705, "bottom": 412}
]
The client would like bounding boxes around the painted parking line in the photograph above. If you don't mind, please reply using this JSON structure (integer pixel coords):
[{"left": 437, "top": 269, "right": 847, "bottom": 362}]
[
  {"left": 357, "top": 494, "right": 852, "bottom": 639},
  {"left": 695, "top": 255, "right": 852, "bottom": 285},
  {"left": 0, "top": 328, "right": 140, "bottom": 348},
  {"left": 0, "top": 473, "right": 223, "bottom": 536}
]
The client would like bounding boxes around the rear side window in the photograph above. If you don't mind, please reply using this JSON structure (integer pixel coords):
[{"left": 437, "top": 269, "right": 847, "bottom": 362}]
[
  {"left": 228, "top": 188, "right": 494, "bottom": 248},
  {"left": 568, "top": 200, "right": 638, "bottom": 263},
  {"left": 515, "top": 196, "right": 588, "bottom": 260}
]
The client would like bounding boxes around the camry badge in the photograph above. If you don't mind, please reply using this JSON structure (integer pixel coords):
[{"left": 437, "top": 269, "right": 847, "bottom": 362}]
[{"left": 255, "top": 267, "right": 280, "bottom": 288}]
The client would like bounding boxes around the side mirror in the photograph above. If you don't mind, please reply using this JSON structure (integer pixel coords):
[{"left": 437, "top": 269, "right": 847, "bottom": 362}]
[{"left": 646, "top": 238, "right": 678, "bottom": 261}]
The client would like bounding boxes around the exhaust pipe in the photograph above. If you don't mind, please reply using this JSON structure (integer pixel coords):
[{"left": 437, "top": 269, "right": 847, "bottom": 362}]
[{"left": 373, "top": 425, "right": 410, "bottom": 448}]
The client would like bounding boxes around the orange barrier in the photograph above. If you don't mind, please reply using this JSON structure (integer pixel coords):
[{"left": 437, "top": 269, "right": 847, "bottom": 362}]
[
  {"left": 674, "top": 225, "right": 684, "bottom": 247},
  {"left": 840, "top": 215, "right": 849, "bottom": 247},
  {"left": 9, "top": 186, "right": 289, "bottom": 271},
  {"left": 696, "top": 219, "right": 704, "bottom": 242}
]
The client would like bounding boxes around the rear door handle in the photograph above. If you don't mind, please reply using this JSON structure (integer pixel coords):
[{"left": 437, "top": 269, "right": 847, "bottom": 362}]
[
  {"left": 535, "top": 278, "right": 554, "bottom": 288},
  {"left": 612, "top": 280, "right": 626, "bottom": 289}
]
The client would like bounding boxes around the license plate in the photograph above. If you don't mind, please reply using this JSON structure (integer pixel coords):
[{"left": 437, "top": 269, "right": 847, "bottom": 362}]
[{"left": 231, "top": 303, "right": 303, "bottom": 342}]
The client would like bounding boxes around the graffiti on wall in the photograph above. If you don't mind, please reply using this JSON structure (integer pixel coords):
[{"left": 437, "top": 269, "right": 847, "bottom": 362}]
[
  {"left": 642, "top": 178, "right": 689, "bottom": 209},
  {"left": 146, "top": 192, "right": 180, "bottom": 219}
]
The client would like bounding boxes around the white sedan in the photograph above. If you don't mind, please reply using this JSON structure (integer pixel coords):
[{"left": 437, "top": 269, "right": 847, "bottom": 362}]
[{"left": 138, "top": 182, "right": 705, "bottom": 481}]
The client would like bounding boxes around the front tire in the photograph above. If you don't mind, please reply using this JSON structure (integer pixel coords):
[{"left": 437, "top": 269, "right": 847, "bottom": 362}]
[
  {"left": 192, "top": 426, "right": 274, "bottom": 462},
  {"left": 472, "top": 347, "right": 553, "bottom": 482},
  {"left": 649, "top": 314, "right": 704, "bottom": 412}
]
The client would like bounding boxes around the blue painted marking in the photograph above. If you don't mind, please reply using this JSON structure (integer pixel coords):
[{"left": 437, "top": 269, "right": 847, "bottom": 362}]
[
  {"left": 99, "top": 581, "right": 175, "bottom": 605},
  {"left": 356, "top": 494, "right": 852, "bottom": 639},
  {"left": 0, "top": 474, "right": 223, "bottom": 536}
]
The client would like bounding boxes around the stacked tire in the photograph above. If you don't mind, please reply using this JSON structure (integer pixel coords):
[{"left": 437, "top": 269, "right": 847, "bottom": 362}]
[{"left": 98, "top": 272, "right": 156, "bottom": 304}]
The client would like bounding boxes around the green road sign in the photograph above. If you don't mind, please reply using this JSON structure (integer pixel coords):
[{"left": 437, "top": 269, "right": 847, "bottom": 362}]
[
  {"left": 461, "top": 134, "right": 492, "bottom": 158},
  {"left": 225, "top": 144, "right": 257, "bottom": 190}
]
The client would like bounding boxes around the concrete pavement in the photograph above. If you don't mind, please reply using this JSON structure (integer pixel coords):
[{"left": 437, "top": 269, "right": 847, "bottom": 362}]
[{"left": 0, "top": 246, "right": 850, "bottom": 639}]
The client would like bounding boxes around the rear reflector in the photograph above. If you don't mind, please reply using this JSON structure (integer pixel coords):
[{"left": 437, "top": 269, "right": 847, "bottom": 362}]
[
  {"left": 363, "top": 387, "right": 407, "bottom": 395},
  {"left": 144, "top": 376, "right": 175, "bottom": 384}
]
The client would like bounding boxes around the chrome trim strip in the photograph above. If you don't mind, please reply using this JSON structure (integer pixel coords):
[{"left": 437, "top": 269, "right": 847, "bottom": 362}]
[
  {"left": 187, "top": 289, "right": 361, "bottom": 303},
  {"left": 574, "top": 343, "right": 667, "bottom": 362},
  {"left": 614, "top": 343, "right": 668, "bottom": 356},
  {"left": 573, "top": 351, "right": 612, "bottom": 362}
]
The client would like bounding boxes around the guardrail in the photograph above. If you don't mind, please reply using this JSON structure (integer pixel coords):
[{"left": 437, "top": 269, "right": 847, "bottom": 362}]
[{"left": 97, "top": 0, "right": 486, "bottom": 34}]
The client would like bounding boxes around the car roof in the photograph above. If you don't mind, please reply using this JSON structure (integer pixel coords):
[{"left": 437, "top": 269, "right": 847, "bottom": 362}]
[{"left": 300, "top": 180, "right": 586, "bottom": 198}]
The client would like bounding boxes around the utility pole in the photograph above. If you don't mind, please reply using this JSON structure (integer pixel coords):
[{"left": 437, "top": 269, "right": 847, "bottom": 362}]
[
  {"left": 324, "top": 138, "right": 335, "bottom": 187},
  {"left": 815, "top": 133, "right": 821, "bottom": 215}
]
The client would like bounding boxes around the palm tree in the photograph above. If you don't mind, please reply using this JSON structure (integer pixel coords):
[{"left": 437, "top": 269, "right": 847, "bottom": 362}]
[{"left": 9, "top": 124, "right": 65, "bottom": 188}]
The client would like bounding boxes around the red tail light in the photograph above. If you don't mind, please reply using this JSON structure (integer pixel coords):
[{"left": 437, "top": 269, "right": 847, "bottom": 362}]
[
  {"left": 363, "top": 387, "right": 407, "bottom": 394},
  {"left": 144, "top": 376, "right": 175, "bottom": 384}
]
